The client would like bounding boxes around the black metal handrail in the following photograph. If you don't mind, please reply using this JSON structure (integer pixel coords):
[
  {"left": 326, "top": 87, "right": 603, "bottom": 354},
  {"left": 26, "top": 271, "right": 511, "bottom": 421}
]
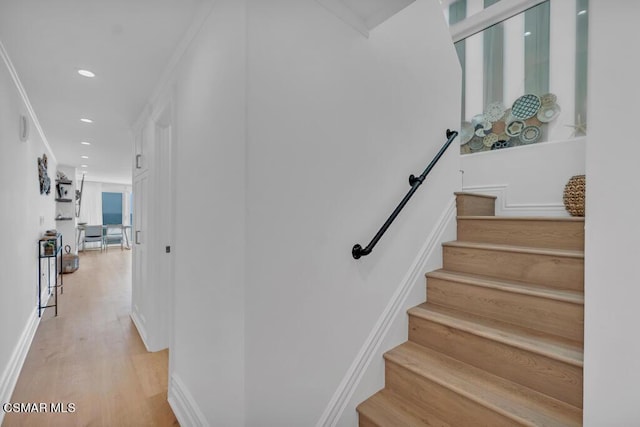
[{"left": 352, "top": 129, "right": 458, "bottom": 259}]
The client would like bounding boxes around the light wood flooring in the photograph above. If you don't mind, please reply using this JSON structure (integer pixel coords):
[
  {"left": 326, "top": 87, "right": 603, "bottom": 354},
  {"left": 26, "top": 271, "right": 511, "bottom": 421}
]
[{"left": 2, "top": 250, "right": 178, "bottom": 427}]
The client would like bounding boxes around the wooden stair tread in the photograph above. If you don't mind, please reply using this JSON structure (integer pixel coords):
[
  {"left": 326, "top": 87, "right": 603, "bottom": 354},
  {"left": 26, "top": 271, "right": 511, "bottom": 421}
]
[
  {"left": 385, "top": 342, "right": 582, "bottom": 426},
  {"left": 408, "top": 303, "right": 583, "bottom": 367},
  {"left": 427, "top": 269, "right": 584, "bottom": 305},
  {"left": 457, "top": 215, "right": 584, "bottom": 222},
  {"left": 443, "top": 240, "right": 584, "bottom": 259},
  {"left": 357, "top": 389, "right": 451, "bottom": 427}
]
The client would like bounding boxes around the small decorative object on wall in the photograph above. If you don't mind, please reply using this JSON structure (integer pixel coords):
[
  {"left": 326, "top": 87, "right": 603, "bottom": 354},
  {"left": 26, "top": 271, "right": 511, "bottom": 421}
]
[
  {"left": 38, "top": 153, "right": 51, "bottom": 195},
  {"left": 75, "top": 173, "right": 85, "bottom": 218},
  {"left": 56, "top": 184, "right": 68, "bottom": 199},
  {"left": 566, "top": 113, "right": 587, "bottom": 137},
  {"left": 56, "top": 170, "right": 70, "bottom": 182},
  {"left": 460, "top": 92, "right": 562, "bottom": 154},
  {"left": 563, "top": 175, "right": 585, "bottom": 217}
]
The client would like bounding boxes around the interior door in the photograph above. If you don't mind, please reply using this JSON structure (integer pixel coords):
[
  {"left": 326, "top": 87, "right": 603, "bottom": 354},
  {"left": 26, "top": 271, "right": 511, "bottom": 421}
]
[
  {"left": 132, "top": 172, "right": 148, "bottom": 332},
  {"left": 131, "top": 103, "right": 173, "bottom": 352},
  {"left": 155, "top": 123, "right": 173, "bottom": 348}
]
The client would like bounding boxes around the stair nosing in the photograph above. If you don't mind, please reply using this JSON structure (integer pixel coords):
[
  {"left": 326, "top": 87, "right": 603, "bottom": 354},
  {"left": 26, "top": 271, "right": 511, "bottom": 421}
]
[
  {"left": 426, "top": 269, "right": 584, "bottom": 305},
  {"left": 408, "top": 303, "right": 583, "bottom": 367},
  {"left": 443, "top": 240, "right": 584, "bottom": 258},
  {"left": 385, "top": 342, "right": 581, "bottom": 426}
]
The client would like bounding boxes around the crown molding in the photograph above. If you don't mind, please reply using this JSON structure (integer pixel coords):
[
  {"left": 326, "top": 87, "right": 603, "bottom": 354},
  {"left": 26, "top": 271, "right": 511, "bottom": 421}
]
[
  {"left": 315, "top": 0, "right": 415, "bottom": 38},
  {"left": 315, "top": 0, "right": 370, "bottom": 37},
  {"left": 0, "top": 40, "right": 57, "bottom": 163},
  {"left": 132, "top": 0, "right": 216, "bottom": 133}
]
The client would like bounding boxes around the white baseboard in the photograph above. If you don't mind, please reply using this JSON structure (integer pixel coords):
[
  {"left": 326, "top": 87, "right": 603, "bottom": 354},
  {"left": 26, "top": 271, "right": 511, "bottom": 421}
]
[
  {"left": 462, "top": 184, "right": 569, "bottom": 217},
  {"left": 130, "top": 310, "right": 152, "bottom": 352},
  {"left": 0, "top": 303, "right": 47, "bottom": 424},
  {"left": 316, "top": 198, "right": 457, "bottom": 427},
  {"left": 131, "top": 309, "right": 168, "bottom": 353},
  {"left": 168, "top": 373, "right": 209, "bottom": 427}
]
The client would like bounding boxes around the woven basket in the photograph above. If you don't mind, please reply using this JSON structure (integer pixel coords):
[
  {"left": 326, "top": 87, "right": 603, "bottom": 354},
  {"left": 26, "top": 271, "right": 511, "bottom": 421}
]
[{"left": 563, "top": 175, "right": 585, "bottom": 217}]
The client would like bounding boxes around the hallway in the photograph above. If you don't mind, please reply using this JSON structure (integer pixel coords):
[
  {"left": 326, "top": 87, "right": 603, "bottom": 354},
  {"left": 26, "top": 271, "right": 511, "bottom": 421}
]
[{"left": 2, "top": 251, "right": 177, "bottom": 427}]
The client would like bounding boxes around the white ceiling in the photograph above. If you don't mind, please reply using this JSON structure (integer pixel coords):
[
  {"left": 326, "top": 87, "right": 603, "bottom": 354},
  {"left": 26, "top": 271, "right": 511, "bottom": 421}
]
[{"left": 0, "top": 0, "right": 205, "bottom": 184}]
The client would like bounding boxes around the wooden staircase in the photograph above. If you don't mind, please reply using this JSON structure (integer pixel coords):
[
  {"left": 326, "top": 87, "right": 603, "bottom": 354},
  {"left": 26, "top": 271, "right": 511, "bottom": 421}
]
[{"left": 357, "top": 193, "right": 584, "bottom": 426}]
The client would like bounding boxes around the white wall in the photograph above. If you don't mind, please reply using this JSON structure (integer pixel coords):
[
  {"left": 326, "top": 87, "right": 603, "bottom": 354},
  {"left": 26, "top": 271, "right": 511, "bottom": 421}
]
[
  {"left": 141, "top": 0, "right": 460, "bottom": 425},
  {"left": 583, "top": 1, "right": 640, "bottom": 425},
  {"left": 0, "top": 45, "right": 57, "bottom": 418},
  {"left": 170, "top": 0, "right": 246, "bottom": 424},
  {"left": 245, "top": 0, "right": 460, "bottom": 425},
  {"left": 461, "top": 138, "right": 585, "bottom": 216}
]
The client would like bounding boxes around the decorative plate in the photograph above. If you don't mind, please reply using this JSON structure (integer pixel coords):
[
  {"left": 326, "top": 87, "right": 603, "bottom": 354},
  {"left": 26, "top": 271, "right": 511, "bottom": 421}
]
[
  {"left": 491, "top": 140, "right": 511, "bottom": 150},
  {"left": 484, "top": 102, "right": 506, "bottom": 122},
  {"left": 492, "top": 120, "right": 506, "bottom": 135},
  {"left": 511, "top": 94, "right": 542, "bottom": 120},
  {"left": 483, "top": 133, "right": 499, "bottom": 148},
  {"left": 506, "top": 120, "right": 525, "bottom": 137},
  {"left": 525, "top": 116, "right": 543, "bottom": 127},
  {"left": 520, "top": 125, "right": 542, "bottom": 144},
  {"left": 469, "top": 138, "right": 484, "bottom": 151},
  {"left": 471, "top": 114, "right": 487, "bottom": 128},
  {"left": 540, "top": 93, "right": 557, "bottom": 107},
  {"left": 460, "top": 121, "right": 474, "bottom": 144},
  {"left": 537, "top": 103, "right": 562, "bottom": 122}
]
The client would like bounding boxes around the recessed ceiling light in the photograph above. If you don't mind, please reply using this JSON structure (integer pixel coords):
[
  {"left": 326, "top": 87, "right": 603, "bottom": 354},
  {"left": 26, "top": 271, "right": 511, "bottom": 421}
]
[
  {"left": 81, "top": 155, "right": 89, "bottom": 159},
  {"left": 81, "top": 141, "right": 91, "bottom": 145},
  {"left": 81, "top": 165, "right": 88, "bottom": 168},
  {"left": 578, "top": 9, "right": 587, "bottom": 15},
  {"left": 524, "top": 31, "right": 532, "bottom": 36},
  {"left": 80, "top": 118, "right": 93, "bottom": 123},
  {"left": 78, "top": 69, "right": 96, "bottom": 78}
]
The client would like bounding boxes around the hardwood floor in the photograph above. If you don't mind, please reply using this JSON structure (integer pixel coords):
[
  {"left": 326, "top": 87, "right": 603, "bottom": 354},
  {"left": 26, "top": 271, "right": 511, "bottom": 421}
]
[{"left": 2, "top": 250, "right": 178, "bottom": 427}]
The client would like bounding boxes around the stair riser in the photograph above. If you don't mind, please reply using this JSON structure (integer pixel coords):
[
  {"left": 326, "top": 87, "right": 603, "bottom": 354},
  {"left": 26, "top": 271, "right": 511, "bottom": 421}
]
[
  {"left": 427, "top": 278, "right": 584, "bottom": 342},
  {"left": 385, "top": 361, "right": 523, "bottom": 426},
  {"left": 456, "top": 194, "right": 495, "bottom": 216},
  {"left": 409, "top": 316, "right": 583, "bottom": 408},
  {"left": 358, "top": 415, "right": 377, "bottom": 427},
  {"left": 357, "top": 391, "right": 451, "bottom": 427},
  {"left": 457, "top": 219, "right": 584, "bottom": 251},
  {"left": 443, "top": 246, "right": 584, "bottom": 291}
]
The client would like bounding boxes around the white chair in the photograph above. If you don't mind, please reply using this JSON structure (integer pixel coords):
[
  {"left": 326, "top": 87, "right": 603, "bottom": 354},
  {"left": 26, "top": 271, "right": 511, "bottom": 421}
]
[
  {"left": 83, "top": 225, "right": 104, "bottom": 251},
  {"left": 104, "top": 224, "right": 124, "bottom": 250}
]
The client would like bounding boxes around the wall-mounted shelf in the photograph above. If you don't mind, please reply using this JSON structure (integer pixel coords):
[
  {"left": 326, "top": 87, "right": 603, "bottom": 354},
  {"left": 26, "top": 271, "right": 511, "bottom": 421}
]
[
  {"left": 55, "top": 217, "right": 73, "bottom": 221},
  {"left": 55, "top": 198, "right": 73, "bottom": 203}
]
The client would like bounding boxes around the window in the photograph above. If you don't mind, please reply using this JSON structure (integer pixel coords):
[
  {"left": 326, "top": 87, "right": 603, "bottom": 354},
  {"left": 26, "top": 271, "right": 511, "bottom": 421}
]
[
  {"left": 102, "top": 192, "right": 123, "bottom": 225},
  {"left": 447, "top": 0, "right": 589, "bottom": 154}
]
